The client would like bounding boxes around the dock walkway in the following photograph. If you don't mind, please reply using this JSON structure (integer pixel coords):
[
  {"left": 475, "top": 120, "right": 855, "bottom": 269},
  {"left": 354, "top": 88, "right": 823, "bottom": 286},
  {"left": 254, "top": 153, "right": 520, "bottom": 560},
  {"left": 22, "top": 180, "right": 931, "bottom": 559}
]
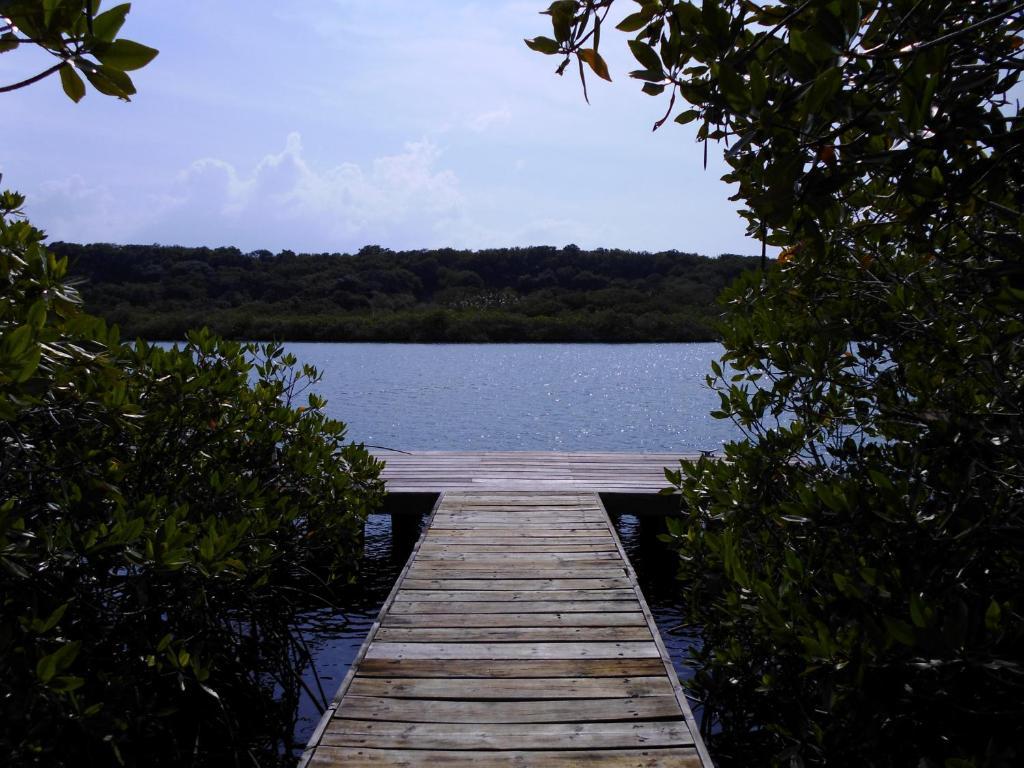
[
  {"left": 373, "top": 451, "right": 696, "bottom": 493},
  {"left": 301, "top": 487, "right": 712, "bottom": 767}
]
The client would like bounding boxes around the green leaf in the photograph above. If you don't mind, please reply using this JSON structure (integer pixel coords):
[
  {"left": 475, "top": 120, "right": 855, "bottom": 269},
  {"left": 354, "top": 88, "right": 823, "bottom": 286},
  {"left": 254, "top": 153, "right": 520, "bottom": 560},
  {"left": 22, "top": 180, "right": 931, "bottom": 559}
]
[
  {"left": 36, "top": 641, "right": 80, "bottom": 684},
  {"left": 34, "top": 603, "right": 68, "bottom": 634},
  {"left": 3, "top": 324, "right": 32, "bottom": 356},
  {"left": 80, "top": 61, "right": 136, "bottom": 100},
  {"left": 546, "top": 0, "right": 575, "bottom": 43},
  {"left": 616, "top": 12, "right": 650, "bottom": 33},
  {"left": 43, "top": 0, "right": 63, "bottom": 26},
  {"left": 49, "top": 675, "right": 85, "bottom": 692},
  {"left": 884, "top": 617, "right": 916, "bottom": 647},
  {"left": 642, "top": 82, "right": 665, "bottom": 96},
  {"left": 578, "top": 48, "right": 611, "bottom": 81},
  {"left": 674, "top": 109, "right": 700, "bottom": 124},
  {"left": 804, "top": 67, "right": 842, "bottom": 114},
  {"left": 36, "top": 654, "right": 58, "bottom": 684},
  {"left": 93, "top": 39, "right": 158, "bottom": 71},
  {"left": 58, "top": 64, "right": 86, "bottom": 103},
  {"left": 985, "top": 599, "right": 1002, "bottom": 631},
  {"left": 910, "top": 593, "right": 928, "bottom": 628},
  {"left": 628, "top": 39, "right": 663, "bottom": 74},
  {"left": 524, "top": 36, "right": 560, "bottom": 55},
  {"left": 91, "top": 3, "right": 131, "bottom": 43}
]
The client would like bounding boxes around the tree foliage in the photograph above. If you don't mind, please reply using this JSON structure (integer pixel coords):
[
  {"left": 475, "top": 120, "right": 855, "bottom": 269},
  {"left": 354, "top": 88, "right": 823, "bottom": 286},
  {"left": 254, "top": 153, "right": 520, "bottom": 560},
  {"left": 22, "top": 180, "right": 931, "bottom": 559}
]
[
  {"left": 1, "top": 191, "right": 385, "bottom": 765},
  {"left": 0, "top": 1, "right": 158, "bottom": 101},
  {"left": 52, "top": 241, "right": 756, "bottom": 342},
  {"left": 533, "top": 0, "right": 1024, "bottom": 765}
]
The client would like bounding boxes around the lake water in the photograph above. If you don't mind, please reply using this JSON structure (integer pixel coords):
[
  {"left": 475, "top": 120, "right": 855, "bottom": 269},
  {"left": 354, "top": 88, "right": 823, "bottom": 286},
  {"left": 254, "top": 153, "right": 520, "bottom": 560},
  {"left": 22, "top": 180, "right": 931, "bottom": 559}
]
[{"left": 287, "top": 342, "right": 739, "bottom": 452}]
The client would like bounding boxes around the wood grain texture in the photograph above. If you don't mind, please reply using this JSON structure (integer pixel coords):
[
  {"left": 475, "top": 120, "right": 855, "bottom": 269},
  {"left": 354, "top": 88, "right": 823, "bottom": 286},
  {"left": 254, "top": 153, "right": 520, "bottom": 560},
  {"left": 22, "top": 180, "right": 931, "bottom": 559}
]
[
  {"left": 309, "top": 746, "right": 703, "bottom": 767},
  {"left": 321, "top": 719, "right": 694, "bottom": 749},
  {"left": 372, "top": 451, "right": 690, "bottom": 493},
  {"left": 300, "top": 489, "right": 712, "bottom": 768}
]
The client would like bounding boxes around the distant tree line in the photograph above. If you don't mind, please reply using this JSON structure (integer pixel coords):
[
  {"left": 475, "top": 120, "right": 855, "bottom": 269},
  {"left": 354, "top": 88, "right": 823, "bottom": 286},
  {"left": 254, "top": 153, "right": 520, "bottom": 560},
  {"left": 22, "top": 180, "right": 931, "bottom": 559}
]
[{"left": 51, "top": 242, "right": 758, "bottom": 342}]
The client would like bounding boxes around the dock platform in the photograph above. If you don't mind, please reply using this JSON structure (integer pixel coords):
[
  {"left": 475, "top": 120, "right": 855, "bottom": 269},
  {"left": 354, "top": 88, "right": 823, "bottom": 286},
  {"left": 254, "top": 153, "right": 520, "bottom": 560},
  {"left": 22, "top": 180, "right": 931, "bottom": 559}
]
[
  {"left": 373, "top": 451, "right": 696, "bottom": 493},
  {"left": 300, "top": 488, "right": 712, "bottom": 767}
]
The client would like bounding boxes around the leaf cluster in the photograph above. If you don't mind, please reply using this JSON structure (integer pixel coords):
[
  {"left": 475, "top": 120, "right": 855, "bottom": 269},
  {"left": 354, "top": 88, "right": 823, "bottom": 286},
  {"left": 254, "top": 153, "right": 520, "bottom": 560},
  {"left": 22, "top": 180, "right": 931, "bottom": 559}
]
[{"left": 0, "top": 1, "right": 157, "bottom": 101}]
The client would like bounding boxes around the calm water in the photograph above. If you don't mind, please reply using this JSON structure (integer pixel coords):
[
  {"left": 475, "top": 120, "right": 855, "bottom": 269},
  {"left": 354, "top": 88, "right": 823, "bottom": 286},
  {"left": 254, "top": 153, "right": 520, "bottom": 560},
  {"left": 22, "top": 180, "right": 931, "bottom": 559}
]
[
  {"left": 265, "top": 343, "right": 726, "bottom": 755},
  {"left": 286, "top": 342, "right": 739, "bottom": 452}
]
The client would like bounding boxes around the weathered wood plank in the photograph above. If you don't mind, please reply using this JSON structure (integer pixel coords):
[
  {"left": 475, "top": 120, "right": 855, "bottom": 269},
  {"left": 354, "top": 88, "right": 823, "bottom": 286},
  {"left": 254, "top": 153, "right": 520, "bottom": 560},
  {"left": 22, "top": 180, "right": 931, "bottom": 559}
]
[
  {"left": 391, "top": 589, "right": 637, "bottom": 602},
  {"left": 320, "top": 719, "right": 694, "bottom": 750},
  {"left": 345, "top": 675, "right": 673, "bottom": 700},
  {"left": 399, "top": 561, "right": 622, "bottom": 573},
  {"left": 400, "top": 578, "right": 631, "bottom": 591},
  {"left": 353, "top": 658, "right": 669, "bottom": 678},
  {"left": 403, "top": 569, "right": 626, "bottom": 581},
  {"left": 425, "top": 532, "right": 615, "bottom": 541},
  {"left": 388, "top": 600, "right": 639, "bottom": 614},
  {"left": 418, "top": 545, "right": 620, "bottom": 554},
  {"left": 382, "top": 611, "right": 648, "bottom": 628},
  {"left": 335, "top": 694, "right": 682, "bottom": 723},
  {"left": 309, "top": 746, "right": 703, "bottom": 767},
  {"left": 415, "top": 551, "right": 621, "bottom": 561},
  {"left": 364, "top": 642, "right": 662, "bottom": 660},
  {"left": 373, "top": 626, "right": 654, "bottom": 643}
]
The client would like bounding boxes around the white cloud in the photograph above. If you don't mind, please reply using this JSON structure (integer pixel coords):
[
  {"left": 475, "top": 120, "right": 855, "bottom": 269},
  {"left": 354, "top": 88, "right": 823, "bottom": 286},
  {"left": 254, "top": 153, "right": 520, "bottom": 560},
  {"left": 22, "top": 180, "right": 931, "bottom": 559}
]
[
  {"left": 27, "top": 133, "right": 470, "bottom": 251},
  {"left": 468, "top": 107, "right": 512, "bottom": 133},
  {"left": 163, "top": 132, "right": 466, "bottom": 250}
]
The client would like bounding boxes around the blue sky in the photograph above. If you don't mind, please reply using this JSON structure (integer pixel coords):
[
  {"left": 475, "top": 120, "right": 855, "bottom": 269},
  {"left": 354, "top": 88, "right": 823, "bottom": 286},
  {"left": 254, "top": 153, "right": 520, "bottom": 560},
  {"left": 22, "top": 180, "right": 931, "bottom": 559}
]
[{"left": 1, "top": 1, "right": 756, "bottom": 256}]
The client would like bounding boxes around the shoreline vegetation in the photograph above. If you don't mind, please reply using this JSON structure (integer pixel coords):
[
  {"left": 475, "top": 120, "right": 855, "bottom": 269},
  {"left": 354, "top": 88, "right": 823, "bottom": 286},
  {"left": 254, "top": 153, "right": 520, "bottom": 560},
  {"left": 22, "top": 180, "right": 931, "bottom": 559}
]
[{"left": 52, "top": 242, "right": 758, "bottom": 342}]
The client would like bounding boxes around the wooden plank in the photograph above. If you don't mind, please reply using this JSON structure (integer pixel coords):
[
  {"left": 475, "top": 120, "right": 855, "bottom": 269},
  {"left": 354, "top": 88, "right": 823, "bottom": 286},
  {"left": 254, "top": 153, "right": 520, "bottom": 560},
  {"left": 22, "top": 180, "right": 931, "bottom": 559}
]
[
  {"left": 373, "top": 626, "right": 654, "bottom": 642},
  {"left": 335, "top": 694, "right": 682, "bottom": 723},
  {"left": 345, "top": 676, "right": 673, "bottom": 700},
  {"left": 407, "top": 565, "right": 625, "bottom": 575},
  {"left": 400, "top": 578, "right": 631, "bottom": 591},
  {"left": 415, "top": 551, "right": 621, "bottom": 561},
  {"left": 354, "top": 658, "right": 669, "bottom": 678},
  {"left": 309, "top": 746, "right": 702, "bottom": 767},
  {"left": 418, "top": 544, "right": 620, "bottom": 553},
  {"left": 423, "top": 537, "right": 616, "bottom": 545},
  {"left": 388, "top": 601, "right": 638, "bottom": 614},
  {"left": 382, "top": 612, "right": 648, "bottom": 628},
  {"left": 405, "top": 561, "right": 625, "bottom": 573},
  {"left": 426, "top": 532, "right": 614, "bottom": 539},
  {"left": 364, "top": 642, "right": 662, "bottom": 660},
  {"left": 321, "top": 719, "right": 694, "bottom": 750},
  {"left": 391, "top": 589, "right": 637, "bottom": 602}
]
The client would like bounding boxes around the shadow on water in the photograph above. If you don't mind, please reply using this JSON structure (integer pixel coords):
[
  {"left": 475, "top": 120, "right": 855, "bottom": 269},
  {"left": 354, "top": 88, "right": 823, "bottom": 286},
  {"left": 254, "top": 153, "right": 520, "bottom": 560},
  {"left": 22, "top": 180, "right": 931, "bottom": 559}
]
[
  {"left": 285, "top": 495, "right": 700, "bottom": 759},
  {"left": 608, "top": 509, "right": 704, "bottom": 725},
  {"left": 287, "top": 508, "right": 428, "bottom": 760}
]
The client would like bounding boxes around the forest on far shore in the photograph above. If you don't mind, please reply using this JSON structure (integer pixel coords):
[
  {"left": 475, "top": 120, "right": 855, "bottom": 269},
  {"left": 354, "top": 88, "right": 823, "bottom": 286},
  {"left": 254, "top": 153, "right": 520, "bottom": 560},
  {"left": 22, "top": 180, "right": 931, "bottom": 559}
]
[{"left": 52, "top": 242, "right": 759, "bottom": 342}]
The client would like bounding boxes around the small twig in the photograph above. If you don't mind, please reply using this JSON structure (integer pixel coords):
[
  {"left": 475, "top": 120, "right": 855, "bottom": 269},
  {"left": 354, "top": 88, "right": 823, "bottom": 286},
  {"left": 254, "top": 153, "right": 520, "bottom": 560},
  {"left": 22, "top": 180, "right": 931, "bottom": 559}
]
[
  {"left": 0, "top": 61, "right": 67, "bottom": 93},
  {"left": 364, "top": 444, "right": 412, "bottom": 455}
]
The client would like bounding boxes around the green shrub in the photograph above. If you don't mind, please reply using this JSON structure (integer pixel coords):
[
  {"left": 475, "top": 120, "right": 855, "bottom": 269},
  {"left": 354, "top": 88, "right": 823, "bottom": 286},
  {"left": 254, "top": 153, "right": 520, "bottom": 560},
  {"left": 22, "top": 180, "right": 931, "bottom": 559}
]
[{"left": 0, "top": 190, "right": 384, "bottom": 765}]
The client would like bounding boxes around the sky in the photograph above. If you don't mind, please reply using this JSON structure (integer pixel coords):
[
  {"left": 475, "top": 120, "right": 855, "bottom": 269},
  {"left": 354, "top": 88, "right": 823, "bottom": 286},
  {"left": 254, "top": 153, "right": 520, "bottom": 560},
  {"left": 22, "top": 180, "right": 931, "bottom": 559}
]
[{"left": 0, "top": 1, "right": 757, "bottom": 256}]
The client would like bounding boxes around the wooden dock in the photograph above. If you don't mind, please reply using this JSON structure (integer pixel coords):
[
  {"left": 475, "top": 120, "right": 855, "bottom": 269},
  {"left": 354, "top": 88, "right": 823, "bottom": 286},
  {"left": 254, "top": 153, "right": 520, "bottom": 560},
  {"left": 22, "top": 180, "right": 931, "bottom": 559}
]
[
  {"left": 373, "top": 451, "right": 697, "bottom": 493},
  {"left": 300, "top": 488, "right": 712, "bottom": 767}
]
